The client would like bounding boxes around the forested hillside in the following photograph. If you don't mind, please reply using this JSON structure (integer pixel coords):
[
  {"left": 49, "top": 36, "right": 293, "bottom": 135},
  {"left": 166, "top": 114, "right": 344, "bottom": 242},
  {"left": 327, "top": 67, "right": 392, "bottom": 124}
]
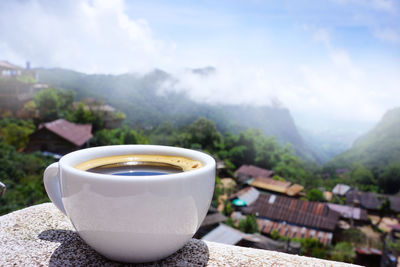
[
  {"left": 37, "top": 68, "right": 319, "bottom": 162},
  {"left": 329, "top": 107, "right": 400, "bottom": 170}
]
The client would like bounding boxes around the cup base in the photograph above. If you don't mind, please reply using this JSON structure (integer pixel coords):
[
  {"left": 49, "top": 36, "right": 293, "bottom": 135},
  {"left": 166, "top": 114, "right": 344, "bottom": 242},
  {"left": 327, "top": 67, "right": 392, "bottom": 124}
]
[{"left": 78, "top": 230, "right": 193, "bottom": 263}]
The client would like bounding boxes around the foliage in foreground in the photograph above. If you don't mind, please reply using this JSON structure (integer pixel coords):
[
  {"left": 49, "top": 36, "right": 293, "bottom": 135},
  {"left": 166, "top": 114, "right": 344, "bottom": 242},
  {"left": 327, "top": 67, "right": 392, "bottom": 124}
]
[{"left": 0, "top": 139, "right": 53, "bottom": 215}]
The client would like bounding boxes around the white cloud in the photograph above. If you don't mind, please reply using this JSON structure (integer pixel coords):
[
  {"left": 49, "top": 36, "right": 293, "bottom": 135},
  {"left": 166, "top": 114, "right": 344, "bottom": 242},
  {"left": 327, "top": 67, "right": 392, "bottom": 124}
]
[
  {"left": 332, "top": 0, "right": 397, "bottom": 13},
  {"left": 0, "top": 0, "right": 173, "bottom": 73},
  {"left": 160, "top": 26, "right": 399, "bottom": 124},
  {"left": 371, "top": 0, "right": 396, "bottom": 12},
  {"left": 373, "top": 28, "right": 400, "bottom": 43},
  {"left": 0, "top": 0, "right": 398, "bottom": 126},
  {"left": 312, "top": 28, "right": 332, "bottom": 48}
]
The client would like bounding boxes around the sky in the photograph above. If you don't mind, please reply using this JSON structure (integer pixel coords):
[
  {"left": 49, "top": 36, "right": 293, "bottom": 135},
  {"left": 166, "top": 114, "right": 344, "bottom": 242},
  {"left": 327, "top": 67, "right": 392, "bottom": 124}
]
[{"left": 0, "top": 0, "right": 399, "bottom": 131}]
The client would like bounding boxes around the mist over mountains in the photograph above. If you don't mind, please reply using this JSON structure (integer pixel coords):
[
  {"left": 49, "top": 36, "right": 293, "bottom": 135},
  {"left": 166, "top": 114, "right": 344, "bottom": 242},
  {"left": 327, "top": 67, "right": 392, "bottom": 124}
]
[
  {"left": 328, "top": 107, "right": 400, "bottom": 169},
  {"left": 36, "top": 67, "right": 368, "bottom": 163}
]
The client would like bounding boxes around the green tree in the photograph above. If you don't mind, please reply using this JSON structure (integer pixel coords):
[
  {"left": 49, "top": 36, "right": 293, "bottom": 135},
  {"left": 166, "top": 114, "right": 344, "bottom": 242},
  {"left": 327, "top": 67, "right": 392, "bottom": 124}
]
[
  {"left": 238, "top": 215, "right": 258, "bottom": 234},
  {"left": 379, "top": 163, "right": 400, "bottom": 194},
  {"left": 179, "top": 118, "right": 222, "bottom": 152},
  {"left": 0, "top": 139, "right": 53, "bottom": 215},
  {"left": 305, "top": 189, "right": 325, "bottom": 202},
  {"left": 66, "top": 102, "right": 102, "bottom": 130},
  {"left": 224, "top": 217, "right": 235, "bottom": 228},
  {"left": 330, "top": 242, "right": 356, "bottom": 263},
  {"left": 90, "top": 125, "right": 147, "bottom": 146},
  {"left": 34, "top": 88, "right": 74, "bottom": 122},
  {"left": 291, "top": 237, "right": 320, "bottom": 255},
  {"left": 222, "top": 200, "right": 232, "bottom": 216},
  {"left": 270, "top": 229, "right": 280, "bottom": 240},
  {"left": 350, "top": 163, "right": 378, "bottom": 192},
  {"left": 376, "top": 197, "right": 392, "bottom": 226},
  {"left": 0, "top": 119, "right": 35, "bottom": 150}
]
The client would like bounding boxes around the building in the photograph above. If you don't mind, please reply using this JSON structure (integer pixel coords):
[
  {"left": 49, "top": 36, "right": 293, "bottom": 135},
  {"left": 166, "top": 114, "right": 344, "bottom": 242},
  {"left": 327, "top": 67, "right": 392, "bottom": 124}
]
[
  {"left": 231, "top": 187, "right": 260, "bottom": 207},
  {"left": 257, "top": 218, "right": 334, "bottom": 245},
  {"left": 327, "top": 203, "right": 368, "bottom": 222},
  {"left": 0, "top": 61, "right": 22, "bottom": 77},
  {"left": 202, "top": 224, "right": 244, "bottom": 245},
  {"left": 201, "top": 223, "right": 293, "bottom": 252},
  {"left": 323, "top": 191, "right": 333, "bottom": 201},
  {"left": 248, "top": 177, "right": 304, "bottom": 197},
  {"left": 332, "top": 184, "right": 351, "bottom": 196},
  {"left": 234, "top": 165, "right": 303, "bottom": 197},
  {"left": 195, "top": 207, "right": 227, "bottom": 238},
  {"left": 346, "top": 190, "right": 400, "bottom": 213},
  {"left": 25, "top": 119, "right": 92, "bottom": 155},
  {"left": 0, "top": 61, "right": 46, "bottom": 116},
  {"left": 242, "top": 194, "right": 340, "bottom": 244},
  {"left": 249, "top": 177, "right": 290, "bottom": 194},
  {"left": 234, "top": 165, "right": 274, "bottom": 184}
]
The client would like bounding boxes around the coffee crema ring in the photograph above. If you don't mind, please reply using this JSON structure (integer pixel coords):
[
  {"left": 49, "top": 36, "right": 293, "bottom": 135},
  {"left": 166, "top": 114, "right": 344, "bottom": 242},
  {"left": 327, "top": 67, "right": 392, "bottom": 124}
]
[{"left": 74, "top": 154, "right": 203, "bottom": 173}]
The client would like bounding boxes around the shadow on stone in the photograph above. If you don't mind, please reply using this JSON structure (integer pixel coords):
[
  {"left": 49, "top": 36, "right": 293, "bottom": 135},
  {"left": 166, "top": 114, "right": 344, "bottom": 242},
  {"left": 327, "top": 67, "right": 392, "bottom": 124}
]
[{"left": 38, "top": 229, "right": 210, "bottom": 266}]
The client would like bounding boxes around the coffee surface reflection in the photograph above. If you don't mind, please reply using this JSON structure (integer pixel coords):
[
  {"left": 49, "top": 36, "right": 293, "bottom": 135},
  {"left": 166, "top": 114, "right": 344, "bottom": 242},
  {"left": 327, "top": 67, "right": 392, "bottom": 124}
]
[
  {"left": 74, "top": 154, "right": 203, "bottom": 176},
  {"left": 87, "top": 162, "right": 183, "bottom": 176}
]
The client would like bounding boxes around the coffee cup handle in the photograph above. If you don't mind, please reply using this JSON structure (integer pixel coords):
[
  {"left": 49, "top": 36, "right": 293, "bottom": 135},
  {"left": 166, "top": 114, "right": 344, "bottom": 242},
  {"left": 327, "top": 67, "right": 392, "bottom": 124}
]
[{"left": 44, "top": 162, "right": 66, "bottom": 215}]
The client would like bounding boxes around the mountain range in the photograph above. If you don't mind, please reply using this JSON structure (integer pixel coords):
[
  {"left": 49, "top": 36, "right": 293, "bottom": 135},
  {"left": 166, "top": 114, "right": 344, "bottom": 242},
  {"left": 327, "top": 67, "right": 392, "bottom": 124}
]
[{"left": 36, "top": 68, "right": 368, "bottom": 163}]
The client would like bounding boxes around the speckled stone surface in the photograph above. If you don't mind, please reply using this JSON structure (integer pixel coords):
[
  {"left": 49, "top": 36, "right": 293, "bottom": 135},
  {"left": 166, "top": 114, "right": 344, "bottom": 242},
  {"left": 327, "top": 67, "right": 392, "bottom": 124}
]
[{"left": 0, "top": 203, "right": 357, "bottom": 266}]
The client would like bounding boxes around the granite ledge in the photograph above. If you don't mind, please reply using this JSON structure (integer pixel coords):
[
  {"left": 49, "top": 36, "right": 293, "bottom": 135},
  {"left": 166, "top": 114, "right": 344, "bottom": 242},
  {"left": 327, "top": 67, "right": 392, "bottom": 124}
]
[{"left": 0, "top": 203, "right": 357, "bottom": 266}]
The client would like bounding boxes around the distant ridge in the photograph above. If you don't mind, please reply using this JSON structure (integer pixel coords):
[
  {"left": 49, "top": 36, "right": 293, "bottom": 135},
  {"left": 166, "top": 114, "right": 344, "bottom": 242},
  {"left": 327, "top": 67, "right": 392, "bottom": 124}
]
[{"left": 328, "top": 107, "right": 400, "bottom": 169}]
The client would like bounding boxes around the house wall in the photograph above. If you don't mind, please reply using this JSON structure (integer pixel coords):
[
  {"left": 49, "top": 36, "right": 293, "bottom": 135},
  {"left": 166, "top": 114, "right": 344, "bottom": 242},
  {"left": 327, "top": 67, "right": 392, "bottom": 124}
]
[
  {"left": 0, "top": 80, "right": 35, "bottom": 114},
  {"left": 25, "top": 128, "right": 78, "bottom": 155}
]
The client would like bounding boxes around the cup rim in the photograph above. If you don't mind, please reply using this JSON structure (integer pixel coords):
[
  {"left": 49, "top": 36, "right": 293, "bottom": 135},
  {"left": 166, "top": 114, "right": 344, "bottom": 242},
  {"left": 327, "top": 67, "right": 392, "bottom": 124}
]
[{"left": 59, "top": 145, "right": 216, "bottom": 181}]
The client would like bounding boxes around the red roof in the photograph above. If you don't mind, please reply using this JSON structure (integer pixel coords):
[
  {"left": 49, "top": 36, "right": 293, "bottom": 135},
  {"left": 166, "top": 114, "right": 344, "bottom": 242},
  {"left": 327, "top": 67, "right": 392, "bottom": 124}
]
[
  {"left": 356, "top": 248, "right": 382, "bottom": 255},
  {"left": 235, "top": 165, "right": 274, "bottom": 179},
  {"left": 0, "top": 60, "right": 22, "bottom": 70},
  {"left": 39, "top": 119, "right": 92, "bottom": 146},
  {"left": 243, "top": 194, "right": 340, "bottom": 231}
]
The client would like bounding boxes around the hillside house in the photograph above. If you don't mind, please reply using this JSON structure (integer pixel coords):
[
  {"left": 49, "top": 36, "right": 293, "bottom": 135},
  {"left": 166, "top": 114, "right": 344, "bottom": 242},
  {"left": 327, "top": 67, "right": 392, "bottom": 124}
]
[
  {"left": 245, "top": 176, "right": 304, "bottom": 197},
  {"left": 194, "top": 206, "right": 227, "bottom": 238},
  {"left": 346, "top": 190, "right": 400, "bottom": 214},
  {"left": 242, "top": 194, "right": 340, "bottom": 244},
  {"left": 234, "top": 165, "right": 274, "bottom": 184},
  {"left": 332, "top": 184, "right": 351, "bottom": 196},
  {"left": 74, "top": 99, "right": 125, "bottom": 129},
  {"left": 0, "top": 61, "right": 22, "bottom": 77},
  {"left": 201, "top": 223, "right": 297, "bottom": 253},
  {"left": 25, "top": 119, "right": 92, "bottom": 155},
  {"left": 327, "top": 203, "right": 368, "bottom": 222},
  {"left": 231, "top": 187, "right": 261, "bottom": 207},
  {"left": 0, "top": 61, "right": 46, "bottom": 116}
]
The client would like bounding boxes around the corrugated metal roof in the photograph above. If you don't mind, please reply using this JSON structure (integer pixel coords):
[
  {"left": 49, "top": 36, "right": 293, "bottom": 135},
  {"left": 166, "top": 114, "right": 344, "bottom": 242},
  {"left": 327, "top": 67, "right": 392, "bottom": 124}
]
[
  {"left": 332, "top": 184, "right": 351, "bottom": 196},
  {"left": 286, "top": 184, "right": 304, "bottom": 196},
  {"left": 327, "top": 203, "right": 368, "bottom": 221},
  {"left": 257, "top": 218, "right": 333, "bottom": 245},
  {"left": 236, "top": 187, "right": 260, "bottom": 206},
  {"left": 39, "top": 119, "right": 92, "bottom": 146},
  {"left": 201, "top": 224, "right": 243, "bottom": 245},
  {"left": 249, "top": 177, "right": 290, "bottom": 193},
  {"left": 346, "top": 190, "right": 400, "bottom": 212},
  {"left": 243, "top": 194, "right": 340, "bottom": 231}
]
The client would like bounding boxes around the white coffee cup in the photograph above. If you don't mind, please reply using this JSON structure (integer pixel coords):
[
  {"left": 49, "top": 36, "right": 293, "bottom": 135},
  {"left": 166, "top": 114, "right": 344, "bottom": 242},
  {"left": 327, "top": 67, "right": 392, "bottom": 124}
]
[{"left": 44, "top": 145, "right": 215, "bottom": 263}]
